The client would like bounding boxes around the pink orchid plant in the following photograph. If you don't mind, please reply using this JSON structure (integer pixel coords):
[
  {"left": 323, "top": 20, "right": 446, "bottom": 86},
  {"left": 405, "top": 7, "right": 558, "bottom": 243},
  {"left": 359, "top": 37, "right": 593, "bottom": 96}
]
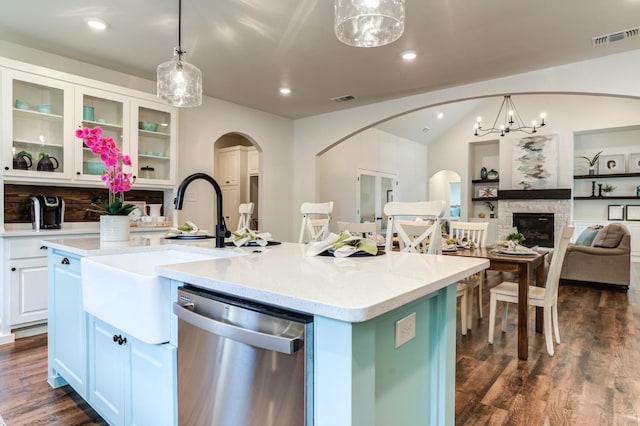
[{"left": 76, "top": 126, "right": 136, "bottom": 215}]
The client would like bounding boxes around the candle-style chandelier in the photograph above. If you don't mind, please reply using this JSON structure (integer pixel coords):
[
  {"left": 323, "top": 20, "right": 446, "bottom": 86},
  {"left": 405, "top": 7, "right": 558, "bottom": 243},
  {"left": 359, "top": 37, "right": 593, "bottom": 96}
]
[{"left": 474, "top": 96, "right": 546, "bottom": 137}]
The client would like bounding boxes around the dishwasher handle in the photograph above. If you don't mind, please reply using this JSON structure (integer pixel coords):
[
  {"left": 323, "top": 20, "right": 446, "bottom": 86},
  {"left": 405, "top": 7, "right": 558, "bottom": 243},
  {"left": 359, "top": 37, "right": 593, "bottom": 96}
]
[{"left": 173, "top": 302, "right": 302, "bottom": 355}]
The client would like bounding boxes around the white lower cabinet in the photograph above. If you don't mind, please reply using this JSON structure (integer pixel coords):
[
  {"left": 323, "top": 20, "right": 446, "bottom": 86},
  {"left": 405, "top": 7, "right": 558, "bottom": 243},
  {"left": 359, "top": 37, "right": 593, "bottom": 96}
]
[
  {"left": 88, "top": 315, "right": 176, "bottom": 426},
  {"left": 48, "top": 250, "right": 87, "bottom": 397},
  {"left": 10, "top": 257, "right": 48, "bottom": 325}
]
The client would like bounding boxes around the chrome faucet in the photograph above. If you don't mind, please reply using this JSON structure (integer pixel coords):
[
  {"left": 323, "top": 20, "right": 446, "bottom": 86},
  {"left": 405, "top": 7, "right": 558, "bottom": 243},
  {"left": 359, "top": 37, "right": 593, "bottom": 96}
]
[{"left": 174, "top": 173, "right": 229, "bottom": 248}]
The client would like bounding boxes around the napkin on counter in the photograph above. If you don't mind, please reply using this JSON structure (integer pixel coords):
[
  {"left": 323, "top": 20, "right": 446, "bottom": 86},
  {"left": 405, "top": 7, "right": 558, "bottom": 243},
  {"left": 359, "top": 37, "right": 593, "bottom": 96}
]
[
  {"left": 305, "top": 231, "right": 378, "bottom": 257},
  {"left": 231, "top": 227, "right": 273, "bottom": 247}
]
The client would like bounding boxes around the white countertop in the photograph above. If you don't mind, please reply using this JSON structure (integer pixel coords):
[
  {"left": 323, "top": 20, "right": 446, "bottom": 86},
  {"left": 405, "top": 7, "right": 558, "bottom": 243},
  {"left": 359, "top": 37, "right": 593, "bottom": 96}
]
[{"left": 44, "top": 237, "right": 488, "bottom": 323}]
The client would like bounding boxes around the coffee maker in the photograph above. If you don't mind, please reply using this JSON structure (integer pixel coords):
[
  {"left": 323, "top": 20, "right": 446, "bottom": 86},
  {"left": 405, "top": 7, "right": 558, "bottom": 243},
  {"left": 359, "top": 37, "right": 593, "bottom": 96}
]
[{"left": 30, "top": 195, "right": 65, "bottom": 230}]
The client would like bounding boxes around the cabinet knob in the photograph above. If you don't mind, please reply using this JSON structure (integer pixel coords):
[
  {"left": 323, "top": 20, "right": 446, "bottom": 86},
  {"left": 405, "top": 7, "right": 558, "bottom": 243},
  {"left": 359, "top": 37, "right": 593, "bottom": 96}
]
[
  {"left": 4, "top": 167, "right": 8, "bottom": 171},
  {"left": 11, "top": 267, "right": 16, "bottom": 271},
  {"left": 61, "top": 257, "right": 70, "bottom": 265},
  {"left": 76, "top": 171, "right": 81, "bottom": 175},
  {"left": 132, "top": 175, "right": 137, "bottom": 179},
  {"left": 113, "top": 334, "right": 127, "bottom": 345},
  {"left": 40, "top": 245, "right": 48, "bottom": 250}
]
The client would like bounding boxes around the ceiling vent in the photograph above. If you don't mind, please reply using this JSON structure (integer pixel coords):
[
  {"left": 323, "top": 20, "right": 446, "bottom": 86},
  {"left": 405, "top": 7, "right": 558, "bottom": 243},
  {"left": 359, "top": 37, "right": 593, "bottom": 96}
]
[
  {"left": 331, "top": 95, "right": 356, "bottom": 102},
  {"left": 592, "top": 27, "right": 640, "bottom": 46}
]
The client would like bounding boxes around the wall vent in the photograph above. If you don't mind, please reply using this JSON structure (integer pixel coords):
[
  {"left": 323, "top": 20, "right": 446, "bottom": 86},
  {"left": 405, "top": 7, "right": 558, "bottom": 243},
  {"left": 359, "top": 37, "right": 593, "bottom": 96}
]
[
  {"left": 331, "top": 95, "right": 356, "bottom": 102},
  {"left": 592, "top": 26, "right": 640, "bottom": 46}
]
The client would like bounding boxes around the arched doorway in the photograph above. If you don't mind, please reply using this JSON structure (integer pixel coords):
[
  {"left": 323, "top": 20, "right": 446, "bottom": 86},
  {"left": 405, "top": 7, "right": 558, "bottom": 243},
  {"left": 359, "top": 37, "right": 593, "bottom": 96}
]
[{"left": 213, "top": 133, "right": 261, "bottom": 231}]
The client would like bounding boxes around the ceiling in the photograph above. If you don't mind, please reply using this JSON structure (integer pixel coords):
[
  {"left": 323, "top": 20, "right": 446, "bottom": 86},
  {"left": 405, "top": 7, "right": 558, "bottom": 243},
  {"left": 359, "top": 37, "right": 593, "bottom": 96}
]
[{"left": 1, "top": 0, "right": 639, "bottom": 122}]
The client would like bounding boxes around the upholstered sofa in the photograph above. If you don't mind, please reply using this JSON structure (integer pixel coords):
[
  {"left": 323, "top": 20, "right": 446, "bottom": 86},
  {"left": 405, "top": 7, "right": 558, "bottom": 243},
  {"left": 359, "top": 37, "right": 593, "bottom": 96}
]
[{"left": 560, "top": 223, "right": 631, "bottom": 290}]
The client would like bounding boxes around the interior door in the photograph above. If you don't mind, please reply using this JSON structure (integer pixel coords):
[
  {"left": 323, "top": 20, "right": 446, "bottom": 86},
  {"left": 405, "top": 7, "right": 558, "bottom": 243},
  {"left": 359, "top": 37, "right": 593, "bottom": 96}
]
[{"left": 356, "top": 169, "right": 397, "bottom": 235}]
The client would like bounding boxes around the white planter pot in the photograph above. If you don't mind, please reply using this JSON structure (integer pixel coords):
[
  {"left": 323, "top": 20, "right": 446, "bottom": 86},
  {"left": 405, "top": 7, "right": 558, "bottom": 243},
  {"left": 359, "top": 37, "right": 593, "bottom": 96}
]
[{"left": 100, "top": 215, "right": 130, "bottom": 242}]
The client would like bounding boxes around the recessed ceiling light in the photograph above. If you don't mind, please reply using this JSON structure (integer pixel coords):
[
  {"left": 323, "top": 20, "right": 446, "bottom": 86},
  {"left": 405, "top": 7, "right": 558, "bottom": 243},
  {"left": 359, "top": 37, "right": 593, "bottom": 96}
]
[
  {"left": 279, "top": 87, "right": 291, "bottom": 95},
  {"left": 87, "top": 19, "right": 108, "bottom": 31},
  {"left": 401, "top": 51, "right": 417, "bottom": 61},
  {"left": 437, "top": 112, "right": 444, "bottom": 120}
]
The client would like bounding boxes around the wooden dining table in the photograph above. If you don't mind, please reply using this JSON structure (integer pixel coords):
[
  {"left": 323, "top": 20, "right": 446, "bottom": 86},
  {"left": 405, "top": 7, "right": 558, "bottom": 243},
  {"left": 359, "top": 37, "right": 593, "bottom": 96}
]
[{"left": 444, "top": 247, "right": 548, "bottom": 360}]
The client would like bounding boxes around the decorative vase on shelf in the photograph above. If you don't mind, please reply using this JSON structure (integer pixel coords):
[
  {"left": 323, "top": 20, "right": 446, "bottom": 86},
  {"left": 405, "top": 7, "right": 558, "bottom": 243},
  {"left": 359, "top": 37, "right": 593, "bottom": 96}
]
[
  {"left": 487, "top": 169, "right": 499, "bottom": 180},
  {"left": 589, "top": 167, "right": 595, "bottom": 175},
  {"left": 480, "top": 166, "right": 488, "bottom": 180},
  {"left": 100, "top": 215, "right": 130, "bottom": 242}
]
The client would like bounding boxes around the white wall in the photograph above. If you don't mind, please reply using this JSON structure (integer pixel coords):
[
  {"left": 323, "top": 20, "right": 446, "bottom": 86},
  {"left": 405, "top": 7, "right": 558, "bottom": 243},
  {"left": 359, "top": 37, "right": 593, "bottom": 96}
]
[
  {"left": 292, "top": 49, "right": 640, "bottom": 239},
  {"left": 317, "top": 128, "right": 428, "bottom": 228},
  {"left": 176, "top": 97, "right": 293, "bottom": 240}
]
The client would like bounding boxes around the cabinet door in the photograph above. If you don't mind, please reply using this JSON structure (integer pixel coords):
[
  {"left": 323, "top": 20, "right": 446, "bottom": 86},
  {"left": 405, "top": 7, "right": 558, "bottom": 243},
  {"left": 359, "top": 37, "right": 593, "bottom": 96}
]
[
  {"left": 74, "top": 86, "right": 130, "bottom": 181},
  {"left": 222, "top": 186, "right": 240, "bottom": 231},
  {"left": 10, "top": 257, "right": 48, "bottom": 325},
  {"left": 130, "top": 99, "right": 177, "bottom": 185},
  {"left": 2, "top": 70, "right": 74, "bottom": 179},
  {"left": 88, "top": 316, "right": 127, "bottom": 426},
  {"left": 218, "top": 149, "right": 241, "bottom": 185},
  {"left": 130, "top": 342, "right": 177, "bottom": 426},
  {"left": 247, "top": 148, "right": 259, "bottom": 175},
  {"left": 48, "top": 251, "right": 87, "bottom": 398}
]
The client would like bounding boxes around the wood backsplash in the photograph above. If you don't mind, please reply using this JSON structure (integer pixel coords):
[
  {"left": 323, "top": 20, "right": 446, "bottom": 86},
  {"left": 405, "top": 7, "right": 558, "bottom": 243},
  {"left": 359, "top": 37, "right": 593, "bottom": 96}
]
[{"left": 4, "top": 184, "right": 164, "bottom": 223}]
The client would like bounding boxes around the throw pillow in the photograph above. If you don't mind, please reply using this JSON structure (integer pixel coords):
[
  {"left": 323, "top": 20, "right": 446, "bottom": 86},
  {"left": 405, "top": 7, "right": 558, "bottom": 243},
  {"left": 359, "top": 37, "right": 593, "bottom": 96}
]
[
  {"left": 574, "top": 225, "right": 602, "bottom": 246},
  {"left": 592, "top": 223, "right": 625, "bottom": 248}
]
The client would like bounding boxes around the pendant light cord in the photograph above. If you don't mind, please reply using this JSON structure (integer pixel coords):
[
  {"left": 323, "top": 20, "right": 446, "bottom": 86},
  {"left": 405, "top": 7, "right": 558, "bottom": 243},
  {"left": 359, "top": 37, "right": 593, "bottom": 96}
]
[{"left": 177, "top": 0, "right": 184, "bottom": 56}]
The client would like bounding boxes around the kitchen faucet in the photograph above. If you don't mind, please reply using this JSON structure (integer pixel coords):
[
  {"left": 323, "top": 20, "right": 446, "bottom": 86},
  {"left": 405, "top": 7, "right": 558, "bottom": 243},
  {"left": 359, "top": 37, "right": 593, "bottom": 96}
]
[{"left": 174, "top": 173, "right": 230, "bottom": 248}]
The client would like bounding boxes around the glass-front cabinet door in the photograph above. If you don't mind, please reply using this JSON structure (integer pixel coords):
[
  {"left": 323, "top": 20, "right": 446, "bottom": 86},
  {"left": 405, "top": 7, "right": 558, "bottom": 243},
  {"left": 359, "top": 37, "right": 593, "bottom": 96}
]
[
  {"left": 130, "top": 99, "right": 176, "bottom": 185},
  {"left": 2, "top": 70, "right": 74, "bottom": 178},
  {"left": 74, "top": 87, "right": 129, "bottom": 181}
]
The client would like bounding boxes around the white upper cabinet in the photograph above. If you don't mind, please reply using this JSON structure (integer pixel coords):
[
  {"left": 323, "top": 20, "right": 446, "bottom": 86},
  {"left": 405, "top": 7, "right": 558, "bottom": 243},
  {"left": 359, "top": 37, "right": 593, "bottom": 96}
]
[
  {"left": 2, "top": 69, "right": 74, "bottom": 179},
  {"left": 130, "top": 98, "right": 177, "bottom": 185},
  {"left": 1, "top": 66, "right": 177, "bottom": 187},
  {"left": 73, "top": 86, "right": 130, "bottom": 182}
]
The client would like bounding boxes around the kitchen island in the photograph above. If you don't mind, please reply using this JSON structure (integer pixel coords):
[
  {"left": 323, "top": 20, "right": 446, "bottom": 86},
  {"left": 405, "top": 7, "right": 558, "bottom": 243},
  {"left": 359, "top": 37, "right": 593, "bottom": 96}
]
[{"left": 44, "top": 235, "right": 488, "bottom": 426}]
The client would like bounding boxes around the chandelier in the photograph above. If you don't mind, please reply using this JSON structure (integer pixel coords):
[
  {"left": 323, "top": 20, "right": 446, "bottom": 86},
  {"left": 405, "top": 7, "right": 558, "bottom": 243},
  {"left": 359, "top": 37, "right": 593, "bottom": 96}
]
[
  {"left": 157, "top": 0, "right": 202, "bottom": 107},
  {"left": 335, "top": 0, "right": 405, "bottom": 48},
  {"left": 474, "top": 96, "right": 546, "bottom": 137}
]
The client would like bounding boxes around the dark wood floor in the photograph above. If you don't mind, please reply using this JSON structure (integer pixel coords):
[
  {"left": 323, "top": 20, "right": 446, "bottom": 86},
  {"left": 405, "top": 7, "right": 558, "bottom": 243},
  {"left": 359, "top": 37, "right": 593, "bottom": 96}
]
[
  {"left": 455, "top": 265, "right": 640, "bottom": 425},
  {"left": 0, "top": 264, "right": 638, "bottom": 425}
]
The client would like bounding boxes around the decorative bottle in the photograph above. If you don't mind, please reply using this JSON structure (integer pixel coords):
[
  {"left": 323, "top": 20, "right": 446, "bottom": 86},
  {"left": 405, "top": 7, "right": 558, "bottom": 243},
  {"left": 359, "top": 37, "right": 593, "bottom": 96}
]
[{"left": 480, "top": 167, "right": 488, "bottom": 180}]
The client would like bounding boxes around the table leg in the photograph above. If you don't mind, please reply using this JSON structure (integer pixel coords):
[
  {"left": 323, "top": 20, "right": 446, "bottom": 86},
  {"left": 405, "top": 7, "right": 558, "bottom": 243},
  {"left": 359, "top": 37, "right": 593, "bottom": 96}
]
[
  {"left": 535, "top": 260, "right": 545, "bottom": 334},
  {"left": 518, "top": 263, "right": 529, "bottom": 360}
]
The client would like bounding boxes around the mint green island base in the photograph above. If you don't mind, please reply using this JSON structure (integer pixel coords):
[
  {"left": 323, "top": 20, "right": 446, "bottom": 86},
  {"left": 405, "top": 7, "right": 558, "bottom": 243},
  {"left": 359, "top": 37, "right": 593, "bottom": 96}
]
[
  {"left": 313, "top": 286, "right": 455, "bottom": 426},
  {"left": 44, "top": 239, "right": 483, "bottom": 426}
]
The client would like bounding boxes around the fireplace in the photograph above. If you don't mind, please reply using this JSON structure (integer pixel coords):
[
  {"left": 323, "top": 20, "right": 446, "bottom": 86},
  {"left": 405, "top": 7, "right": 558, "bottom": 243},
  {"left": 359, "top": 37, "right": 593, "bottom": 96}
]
[{"left": 513, "top": 213, "right": 554, "bottom": 247}]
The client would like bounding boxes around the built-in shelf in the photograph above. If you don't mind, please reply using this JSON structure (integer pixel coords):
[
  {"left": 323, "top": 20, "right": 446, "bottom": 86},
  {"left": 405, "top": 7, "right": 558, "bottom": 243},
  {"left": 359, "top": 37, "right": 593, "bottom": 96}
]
[
  {"left": 574, "top": 196, "right": 640, "bottom": 200},
  {"left": 471, "top": 179, "right": 499, "bottom": 184},
  {"left": 574, "top": 173, "right": 640, "bottom": 179},
  {"left": 471, "top": 197, "right": 498, "bottom": 202}
]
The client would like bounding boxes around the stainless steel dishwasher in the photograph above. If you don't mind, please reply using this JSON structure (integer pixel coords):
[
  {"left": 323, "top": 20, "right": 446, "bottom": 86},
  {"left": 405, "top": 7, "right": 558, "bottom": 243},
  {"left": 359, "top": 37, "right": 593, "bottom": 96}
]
[{"left": 174, "top": 285, "right": 313, "bottom": 426}]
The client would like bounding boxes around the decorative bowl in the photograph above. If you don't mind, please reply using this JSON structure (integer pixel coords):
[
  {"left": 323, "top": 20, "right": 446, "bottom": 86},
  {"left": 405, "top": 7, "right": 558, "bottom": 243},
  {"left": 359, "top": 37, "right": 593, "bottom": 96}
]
[
  {"left": 38, "top": 104, "right": 51, "bottom": 114},
  {"left": 139, "top": 121, "right": 158, "bottom": 132},
  {"left": 15, "top": 99, "right": 29, "bottom": 110},
  {"left": 83, "top": 161, "right": 105, "bottom": 175}
]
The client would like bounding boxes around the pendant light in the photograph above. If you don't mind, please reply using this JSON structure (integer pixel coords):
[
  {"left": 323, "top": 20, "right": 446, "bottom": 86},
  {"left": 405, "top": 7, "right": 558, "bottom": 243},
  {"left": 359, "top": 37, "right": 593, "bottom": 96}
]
[
  {"left": 335, "top": 0, "right": 405, "bottom": 48},
  {"left": 157, "top": 0, "right": 202, "bottom": 107}
]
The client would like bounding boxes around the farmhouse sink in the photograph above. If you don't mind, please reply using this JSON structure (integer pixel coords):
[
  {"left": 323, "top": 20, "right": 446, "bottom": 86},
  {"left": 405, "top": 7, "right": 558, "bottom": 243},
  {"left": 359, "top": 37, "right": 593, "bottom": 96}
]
[{"left": 81, "top": 249, "right": 224, "bottom": 344}]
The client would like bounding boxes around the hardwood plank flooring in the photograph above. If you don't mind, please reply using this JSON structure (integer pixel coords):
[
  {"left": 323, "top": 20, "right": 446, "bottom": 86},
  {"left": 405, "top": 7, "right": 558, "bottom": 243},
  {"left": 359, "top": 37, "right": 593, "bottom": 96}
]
[
  {"left": 455, "top": 264, "right": 640, "bottom": 425},
  {"left": 0, "top": 264, "right": 638, "bottom": 425}
]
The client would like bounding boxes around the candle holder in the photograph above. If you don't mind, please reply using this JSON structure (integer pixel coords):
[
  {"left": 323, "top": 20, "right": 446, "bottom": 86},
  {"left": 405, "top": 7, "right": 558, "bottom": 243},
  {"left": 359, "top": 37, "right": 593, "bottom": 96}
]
[
  {"left": 598, "top": 183, "right": 603, "bottom": 198},
  {"left": 591, "top": 181, "right": 596, "bottom": 198}
]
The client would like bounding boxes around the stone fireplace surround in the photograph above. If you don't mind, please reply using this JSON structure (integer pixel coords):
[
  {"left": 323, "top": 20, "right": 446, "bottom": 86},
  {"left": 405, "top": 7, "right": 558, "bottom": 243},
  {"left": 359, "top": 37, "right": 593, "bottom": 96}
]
[{"left": 497, "top": 199, "right": 571, "bottom": 246}]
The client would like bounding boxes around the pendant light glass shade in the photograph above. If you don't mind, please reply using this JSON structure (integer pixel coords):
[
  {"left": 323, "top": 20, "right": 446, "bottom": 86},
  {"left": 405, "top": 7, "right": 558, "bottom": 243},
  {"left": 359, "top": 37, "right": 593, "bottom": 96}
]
[
  {"left": 157, "top": 49, "right": 202, "bottom": 107},
  {"left": 335, "top": 0, "right": 405, "bottom": 48}
]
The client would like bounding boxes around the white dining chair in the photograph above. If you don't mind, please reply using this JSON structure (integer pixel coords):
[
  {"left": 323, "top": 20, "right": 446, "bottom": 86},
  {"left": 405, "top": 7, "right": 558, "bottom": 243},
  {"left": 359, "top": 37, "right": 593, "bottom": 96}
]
[
  {"left": 488, "top": 226, "right": 574, "bottom": 356},
  {"left": 449, "top": 221, "right": 489, "bottom": 332},
  {"left": 236, "top": 202, "right": 254, "bottom": 231},
  {"left": 383, "top": 200, "right": 445, "bottom": 254},
  {"left": 336, "top": 221, "right": 376, "bottom": 239},
  {"left": 298, "top": 201, "right": 334, "bottom": 243}
]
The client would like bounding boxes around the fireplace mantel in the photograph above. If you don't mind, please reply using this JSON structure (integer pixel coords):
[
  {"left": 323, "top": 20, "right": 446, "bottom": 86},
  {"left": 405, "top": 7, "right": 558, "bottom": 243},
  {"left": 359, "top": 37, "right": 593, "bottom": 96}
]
[{"left": 498, "top": 189, "right": 571, "bottom": 200}]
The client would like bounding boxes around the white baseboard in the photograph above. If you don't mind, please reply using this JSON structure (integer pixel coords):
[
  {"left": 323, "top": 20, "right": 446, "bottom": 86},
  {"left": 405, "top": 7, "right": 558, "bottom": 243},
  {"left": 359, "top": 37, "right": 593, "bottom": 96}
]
[
  {"left": 0, "top": 333, "right": 15, "bottom": 346},
  {"left": 14, "top": 323, "right": 47, "bottom": 339}
]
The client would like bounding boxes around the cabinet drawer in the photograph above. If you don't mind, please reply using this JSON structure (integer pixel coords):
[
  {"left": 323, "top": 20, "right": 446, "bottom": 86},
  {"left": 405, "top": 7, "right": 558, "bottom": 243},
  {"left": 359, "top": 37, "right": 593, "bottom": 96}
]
[{"left": 8, "top": 237, "right": 50, "bottom": 259}]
